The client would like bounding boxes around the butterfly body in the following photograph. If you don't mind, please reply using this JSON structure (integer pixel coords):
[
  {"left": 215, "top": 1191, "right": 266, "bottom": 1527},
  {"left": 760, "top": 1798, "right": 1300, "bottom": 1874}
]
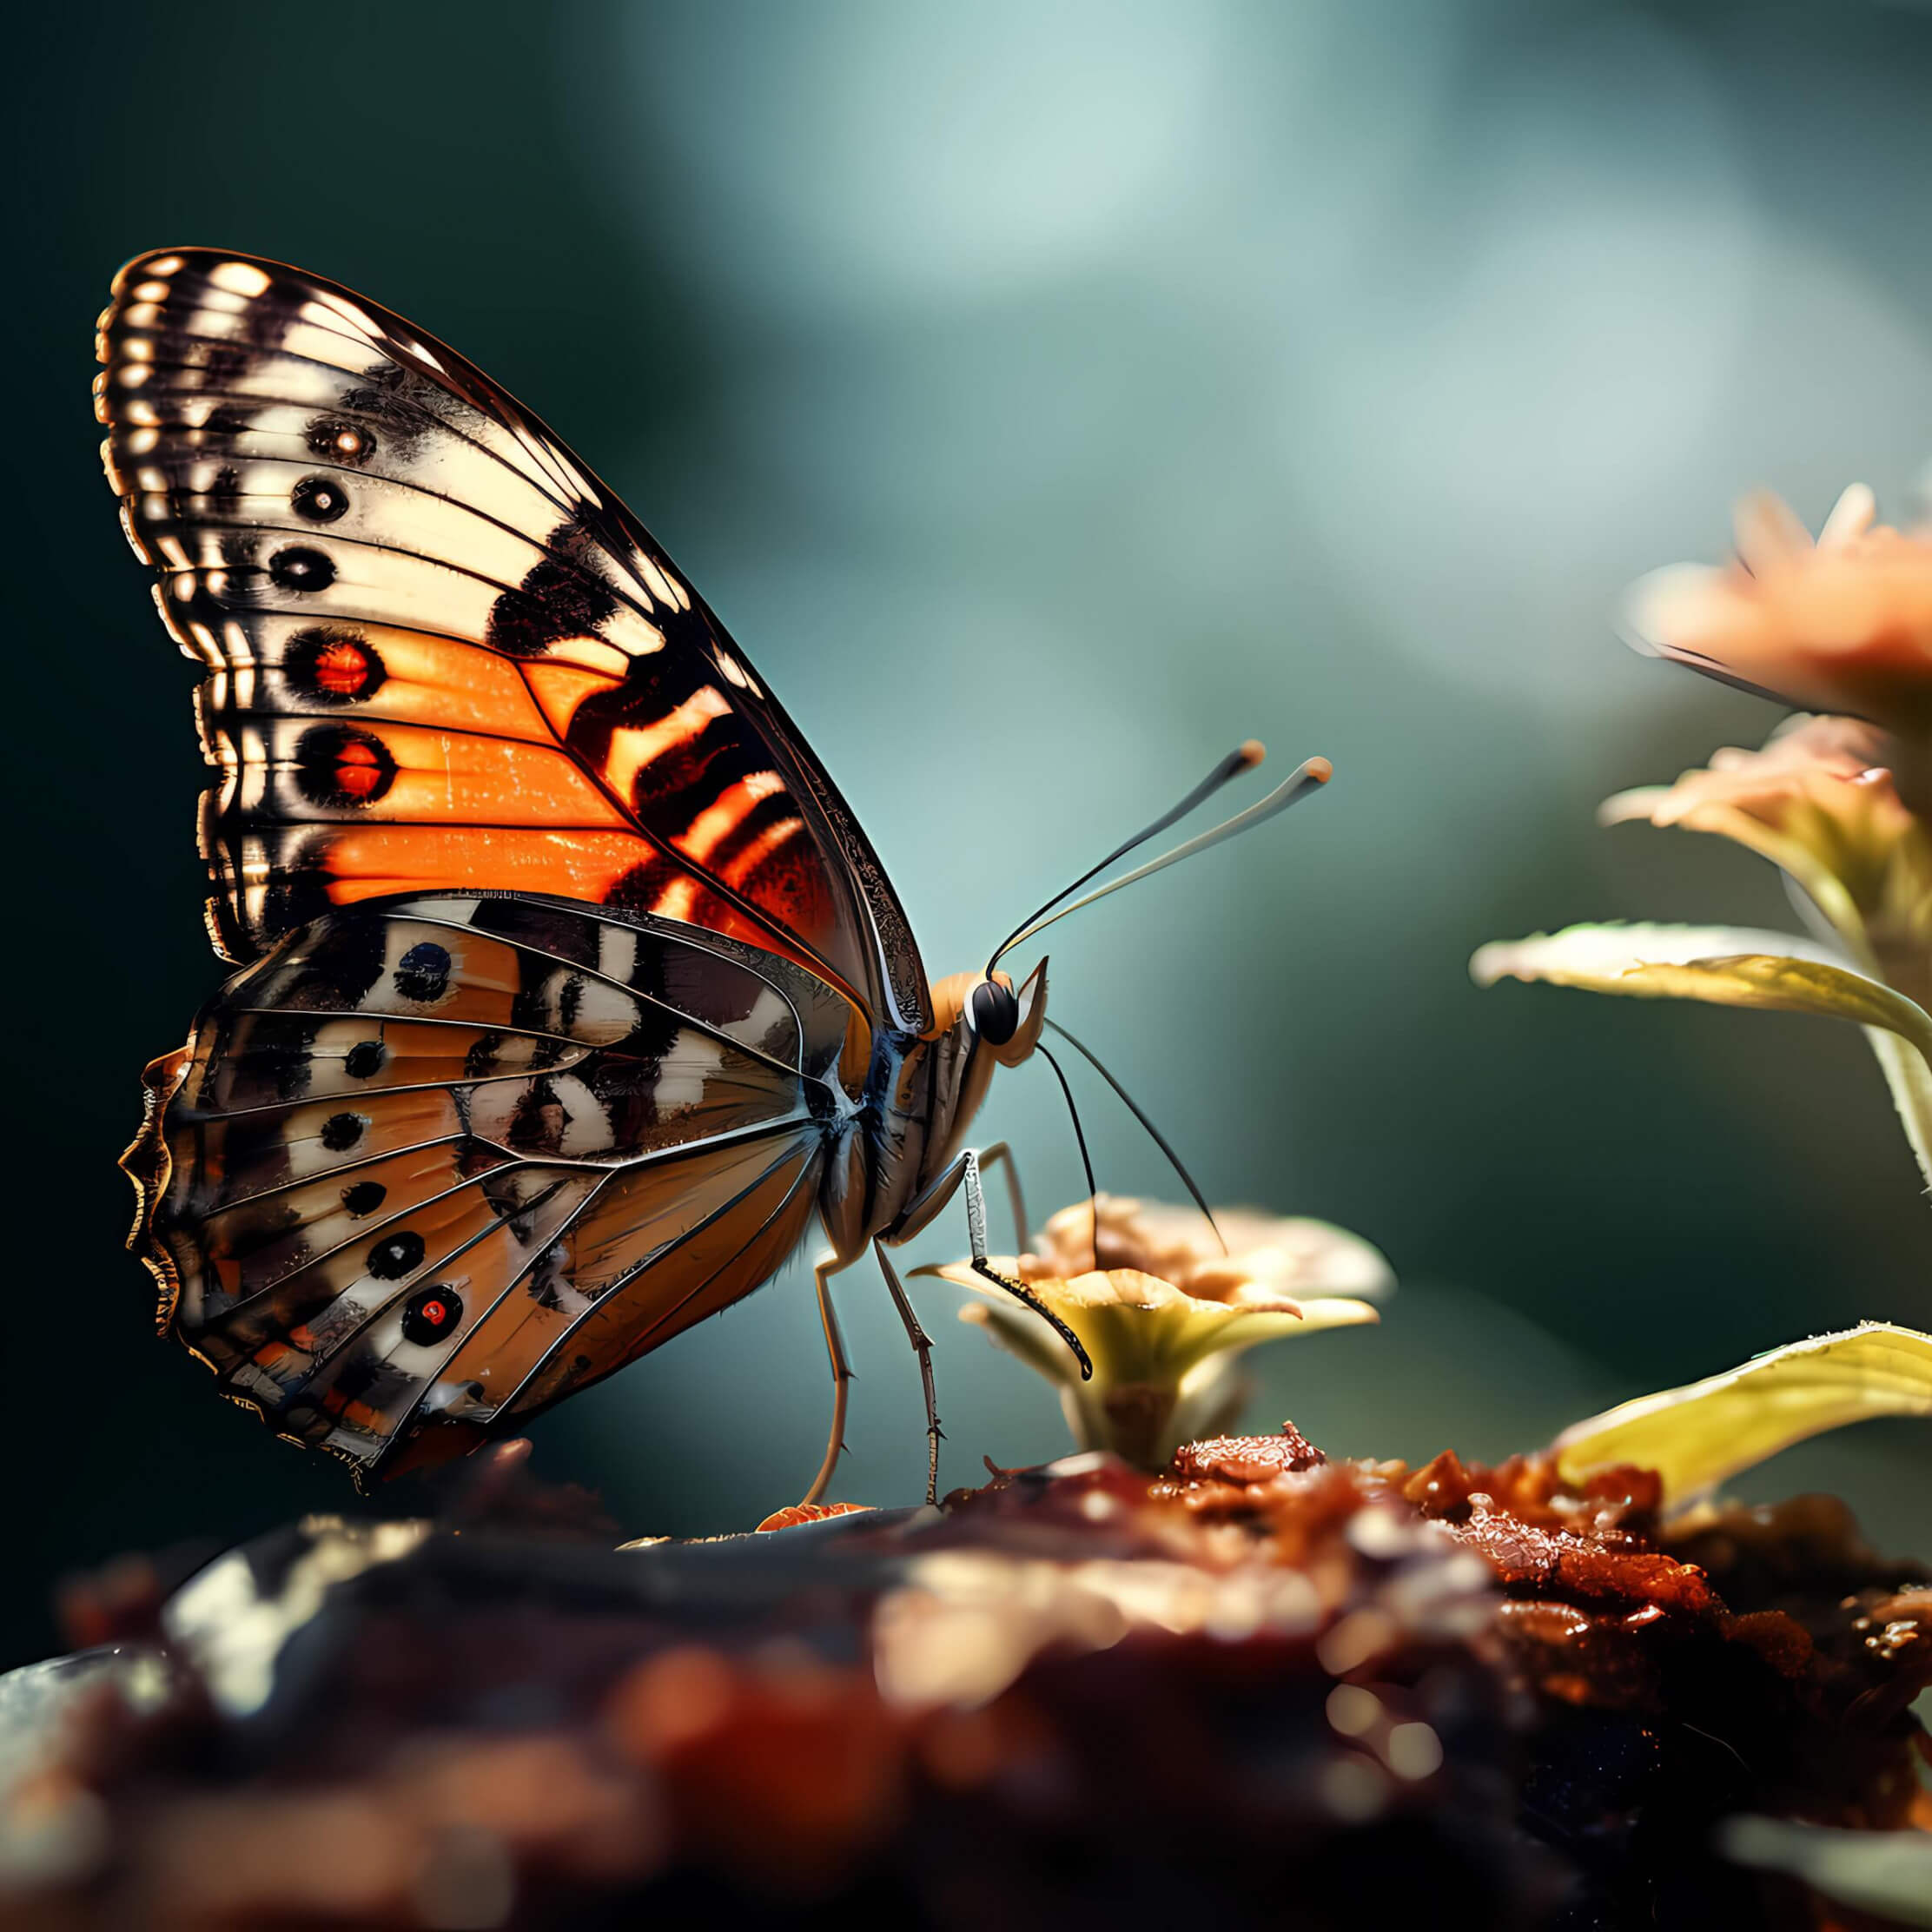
[{"left": 103, "top": 248, "right": 1050, "bottom": 1485}]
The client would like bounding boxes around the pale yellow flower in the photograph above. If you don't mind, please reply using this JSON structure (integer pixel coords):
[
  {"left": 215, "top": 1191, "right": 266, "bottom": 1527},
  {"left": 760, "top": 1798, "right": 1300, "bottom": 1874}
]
[{"left": 917, "top": 1195, "right": 1387, "bottom": 1470}]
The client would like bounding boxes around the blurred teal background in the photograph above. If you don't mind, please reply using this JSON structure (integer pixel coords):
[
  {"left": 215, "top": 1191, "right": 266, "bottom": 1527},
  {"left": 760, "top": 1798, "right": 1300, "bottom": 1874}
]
[{"left": 7, "top": 1, "right": 1932, "bottom": 1667}]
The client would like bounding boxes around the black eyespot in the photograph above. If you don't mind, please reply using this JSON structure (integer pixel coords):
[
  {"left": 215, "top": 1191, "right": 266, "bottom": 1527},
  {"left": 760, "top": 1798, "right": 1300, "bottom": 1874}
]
[
  {"left": 290, "top": 475, "right": 350, "bottom": 523},
  {"left": 394, "top": 942, "right": 452, "bottom": 1003},
  {"left": 344, "top": 1039, "right": 387, "bottom": 1079},
  {"left": 341, "top": 1181, "right": 387, "bottom": 1217},
  {"left": 268, "top": 548, "right": 335, "bottom": 591},
  {"left": 969, "top": 978, "right": 1020, "bottom": 1046},
  {"left": 368, "top": 1230, "right": 426, "bottom": 1281},
  {"left": 320, "top": 1112, "right": 367, "bottom": 1151},
  {"left": 270, "top": 546, "right": 335, "bottom": 592},
  {"left": 401, "top": 1285, "right": 463, "bottom": 1346}
]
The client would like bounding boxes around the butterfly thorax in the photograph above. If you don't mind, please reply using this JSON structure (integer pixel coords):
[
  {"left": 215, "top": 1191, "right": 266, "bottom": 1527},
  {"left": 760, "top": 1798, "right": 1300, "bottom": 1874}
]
[{"left": 824, "top": 960, "right": 1049, "bottom": 1258}]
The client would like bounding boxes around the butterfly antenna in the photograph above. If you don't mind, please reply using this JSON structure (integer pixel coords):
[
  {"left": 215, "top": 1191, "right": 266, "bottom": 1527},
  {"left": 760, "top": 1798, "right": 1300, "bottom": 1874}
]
[
  {"left": 988, "top": 740, "right": 1267, "bottom": 976},
  {"left": 990, "top": 751, "right": 1331, "bottom": 969},
  {"left": 1043, "top": 1019, "right": 1227, "bottom": 1255},
  {"left": 1035, "top": 1042, "right": 1102, "bottom": 1267}
]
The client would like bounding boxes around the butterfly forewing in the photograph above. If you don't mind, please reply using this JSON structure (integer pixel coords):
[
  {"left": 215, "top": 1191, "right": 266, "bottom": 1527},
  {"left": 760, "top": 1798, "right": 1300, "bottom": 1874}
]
[
  {"left": 128, "top": 894, "right": 846, "bottom": 1477},
  {"left": 98, "top": 249, "right": 930, "bottom": 1031}
]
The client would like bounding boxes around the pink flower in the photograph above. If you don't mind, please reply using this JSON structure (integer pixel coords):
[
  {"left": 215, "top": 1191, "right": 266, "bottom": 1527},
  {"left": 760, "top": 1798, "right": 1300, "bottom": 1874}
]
[{"left": 1624, "top": 485, "right": 1932, "bottom": 745}]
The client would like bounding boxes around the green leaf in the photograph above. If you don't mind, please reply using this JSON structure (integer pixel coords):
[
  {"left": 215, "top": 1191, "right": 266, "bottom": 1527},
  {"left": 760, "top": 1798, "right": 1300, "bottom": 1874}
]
[
  {"left": 1552, "top": 1323, "right": 1932, "bottom": 1502},
  {"left": 1472, "top": 920, "right": 1932, "bottom": 1046},
  {"left": 1863, "top": 1022, "right": 1932, "bottom": 1195},
  {"left": 1597, "top": 784, "right": 1877, "bottom": 969},
  {"left": 1721, "top": 1816, "right": 1932, "bottom": 1929},
  {"left": 1472, "top": 923, "right": 1932, "bottom": 1192}
]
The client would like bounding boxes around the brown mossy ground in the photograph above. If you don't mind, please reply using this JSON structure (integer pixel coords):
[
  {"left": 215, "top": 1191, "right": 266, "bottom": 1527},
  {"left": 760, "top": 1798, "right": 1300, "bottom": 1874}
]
[{"left": 2, "top": 1430, "right": 1927, "bottom": 1931}]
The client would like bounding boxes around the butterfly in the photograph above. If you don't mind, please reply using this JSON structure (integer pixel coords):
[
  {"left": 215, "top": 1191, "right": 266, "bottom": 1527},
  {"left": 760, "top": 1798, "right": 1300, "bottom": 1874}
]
[{"left": 100, "top": 249, "right": 1327, "bottom": 1499}]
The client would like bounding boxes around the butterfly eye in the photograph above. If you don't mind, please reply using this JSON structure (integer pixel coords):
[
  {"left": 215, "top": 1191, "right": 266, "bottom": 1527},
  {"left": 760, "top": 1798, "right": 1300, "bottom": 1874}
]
[{"left": 969, "top": 977, "right": 1020, "bottom": 1046}]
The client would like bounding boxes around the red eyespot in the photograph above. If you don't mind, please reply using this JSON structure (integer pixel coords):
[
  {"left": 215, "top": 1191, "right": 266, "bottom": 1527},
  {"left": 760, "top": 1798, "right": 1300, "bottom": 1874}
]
[
  {"left": 314, "top": 639, "right": 371, "bottom": 696},
  {"left": 401, "top": 1285, "right": 464, "bottom": 1346},
  {"left": 334, "top": 739, "right": 385, "bottom": 798},
  {"left": 286, "top": 628, "right": 387, "bottom": 705},
  {"left": 294, "top": 724, "right": 397, "bottom": 808}
]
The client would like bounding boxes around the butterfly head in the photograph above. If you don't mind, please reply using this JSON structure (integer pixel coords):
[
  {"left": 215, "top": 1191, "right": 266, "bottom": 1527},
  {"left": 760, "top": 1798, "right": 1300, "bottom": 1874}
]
[{"left": 929, "top": 960, "right": 1048, "bottom": 1067}]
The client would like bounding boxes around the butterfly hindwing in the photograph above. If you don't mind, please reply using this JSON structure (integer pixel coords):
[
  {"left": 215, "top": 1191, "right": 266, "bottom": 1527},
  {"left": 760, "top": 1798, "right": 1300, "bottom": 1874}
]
[
  {"left": 126, "top": 895, "right": 845, "bottom": 1478},
  {"left": 98, "top": 248, "right": 930, "bottom": 1031}
]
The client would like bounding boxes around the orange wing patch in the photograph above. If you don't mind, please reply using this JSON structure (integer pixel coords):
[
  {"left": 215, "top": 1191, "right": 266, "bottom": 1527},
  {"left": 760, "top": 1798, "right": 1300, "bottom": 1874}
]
[{"left": 96, "top": 248, "right": 930, "bottom": 1027}]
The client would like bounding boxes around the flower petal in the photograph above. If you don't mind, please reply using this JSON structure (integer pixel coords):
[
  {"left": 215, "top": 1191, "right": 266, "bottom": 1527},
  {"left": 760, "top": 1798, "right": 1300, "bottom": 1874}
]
[
  {"left": 1245, "top": 1297, "right": 1381, "bottom": 1339},
  {"left": 1020, "top": 1196, "right": 1395, "bottom": 1307},
  {"left": 1184, "top": 1217, "right": 1394, "bottom": 1305},
  {"left": 1816, "top": 481, "right": 1878, "bottom": 551},
  {"left": 1733, "top": 488, "right": 1816, "bottom": 575},
  {"left": 1593, "top": 718, "right": 1928, "bottom": 978},
  {"left": 1552, "top": 1322, "right": 1932, "bottom": 1502},
  {"left": 1618, "top": 490, "right": 1932, "bottom": 738},
  {"left": 956, "top": 1300, "right": 1083, "bottom": 1386},
  {"left": 1471, "top": 922, "right": 1932, "bottom": 1057},
  {"left": 929, "top": 1263, "right": 1379, "bottom": 1392}
]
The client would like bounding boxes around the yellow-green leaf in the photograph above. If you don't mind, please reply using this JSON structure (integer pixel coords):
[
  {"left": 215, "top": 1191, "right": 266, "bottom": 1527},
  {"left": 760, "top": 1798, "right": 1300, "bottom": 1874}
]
[
  {"left": 1471, "top": 923, "right": 1932, "bottom": 1064},
  {"left": 1721, "top": 1817, "right": 1932, "bottom": 1929},
  {"left": 1552, "top": 1323, "right": 1932, "bottom": 1502}
]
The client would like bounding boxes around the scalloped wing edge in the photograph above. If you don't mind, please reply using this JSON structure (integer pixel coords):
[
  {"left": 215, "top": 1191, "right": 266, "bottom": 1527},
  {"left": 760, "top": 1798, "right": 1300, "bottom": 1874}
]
[{"left": 121, "top": 1042, "right": 194, "bottom": 1334}]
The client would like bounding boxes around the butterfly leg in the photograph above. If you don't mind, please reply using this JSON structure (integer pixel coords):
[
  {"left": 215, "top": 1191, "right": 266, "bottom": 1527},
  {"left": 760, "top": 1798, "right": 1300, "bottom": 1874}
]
[
  {"left": 870, "top": 1242, "right": 943, "bottom": 1505},
  {"left": 801, "top": 1247, "right": 861, "bottom": 1506},
  {"left": 890, "top": 1147, "right": 1093, "bottom": 1384},
  {"left": 981, "top": 1139, "right": 1030, "bottom": 1259}
]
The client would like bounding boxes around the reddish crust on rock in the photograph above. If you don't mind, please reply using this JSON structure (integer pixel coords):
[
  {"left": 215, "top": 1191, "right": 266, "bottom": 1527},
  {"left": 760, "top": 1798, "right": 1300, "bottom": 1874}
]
[
  {"left": 1148, "top": 1433, "right": 1931, "bottom": 1743},
  {"left": 17, "top": 1424, "right": 1931, "bottom": 1929},
  {"left": 754, "top": 1502, "right": 875, "bottom": 1532},
  {"left": 1168, "top": 1423, "right": 1325, "bottom": 1485}
]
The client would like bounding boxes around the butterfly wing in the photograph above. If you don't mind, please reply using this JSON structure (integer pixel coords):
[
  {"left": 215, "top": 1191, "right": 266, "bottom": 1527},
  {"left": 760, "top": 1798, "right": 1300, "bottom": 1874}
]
[
  {"left": 124, "top": 894, "right": 847, "bottom": 1479},
  {"left": 96, "top": 248, "right": 930, "bottom": 1033}
]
